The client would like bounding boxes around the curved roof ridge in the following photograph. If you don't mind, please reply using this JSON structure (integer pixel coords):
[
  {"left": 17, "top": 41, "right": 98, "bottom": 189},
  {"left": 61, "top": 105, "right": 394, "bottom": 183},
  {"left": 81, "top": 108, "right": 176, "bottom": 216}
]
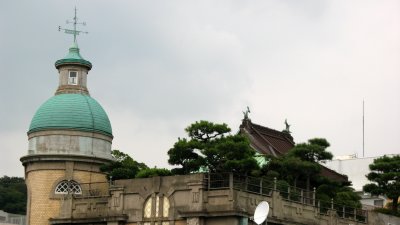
[{"left": 250, "top": 121, "right": 294, "bottom": 143}]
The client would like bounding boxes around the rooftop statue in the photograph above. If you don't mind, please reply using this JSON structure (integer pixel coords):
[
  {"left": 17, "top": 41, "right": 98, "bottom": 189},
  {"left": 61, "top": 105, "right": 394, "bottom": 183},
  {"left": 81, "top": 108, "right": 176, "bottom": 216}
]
[
  {"left": 243, "top": 106, "right": 251, "bottom": 120},
  {"left": 284, "top": 119, "right": 291, "bottom": 133}
]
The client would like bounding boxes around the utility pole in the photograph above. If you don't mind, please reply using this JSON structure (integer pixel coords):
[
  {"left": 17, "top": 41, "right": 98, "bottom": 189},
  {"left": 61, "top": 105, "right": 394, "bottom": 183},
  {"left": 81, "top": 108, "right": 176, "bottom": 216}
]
[{"left": 363, "top": 100, "right": 365, "bottom": 158}]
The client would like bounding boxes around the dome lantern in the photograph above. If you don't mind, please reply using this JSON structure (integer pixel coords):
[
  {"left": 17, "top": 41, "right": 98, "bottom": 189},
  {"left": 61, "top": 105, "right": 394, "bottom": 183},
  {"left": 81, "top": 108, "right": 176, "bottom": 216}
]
[{"left": 55, "top": 7, "right": 91, "bottom": 95}]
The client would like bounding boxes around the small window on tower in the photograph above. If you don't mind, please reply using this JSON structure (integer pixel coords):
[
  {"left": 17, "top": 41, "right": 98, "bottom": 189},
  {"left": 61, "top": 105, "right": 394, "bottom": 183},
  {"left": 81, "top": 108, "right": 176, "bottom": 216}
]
[{"left": 68, "top": 71, "right": 78, "bottom": 85}]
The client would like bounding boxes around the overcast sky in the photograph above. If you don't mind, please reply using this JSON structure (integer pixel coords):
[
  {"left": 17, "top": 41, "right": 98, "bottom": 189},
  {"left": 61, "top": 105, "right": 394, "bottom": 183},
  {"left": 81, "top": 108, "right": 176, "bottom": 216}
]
[{"left": 0, "top": 1, "right": 399, "bottom": 177}]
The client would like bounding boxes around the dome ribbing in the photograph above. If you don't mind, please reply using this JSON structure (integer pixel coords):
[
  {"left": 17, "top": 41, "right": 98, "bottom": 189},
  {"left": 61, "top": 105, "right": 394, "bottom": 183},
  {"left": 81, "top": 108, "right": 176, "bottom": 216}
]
[{"left": 28, "top": 94, "right": 112, "bottom": 137}]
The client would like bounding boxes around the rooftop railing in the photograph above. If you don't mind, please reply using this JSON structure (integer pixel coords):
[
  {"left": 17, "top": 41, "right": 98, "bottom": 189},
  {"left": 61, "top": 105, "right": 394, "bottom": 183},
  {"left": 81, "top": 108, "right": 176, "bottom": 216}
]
[
  {"left": 204, "top": 173, "right": 367, "bottom": 223},
  {"left": 63, "top": 174, "right": 367, "bottom": 223}
]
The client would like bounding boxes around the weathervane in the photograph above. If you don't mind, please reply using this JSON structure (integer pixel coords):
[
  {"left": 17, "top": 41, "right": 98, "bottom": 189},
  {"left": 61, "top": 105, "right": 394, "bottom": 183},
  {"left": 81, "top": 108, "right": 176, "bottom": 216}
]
[{"left": 58, "top": 7, "right": 88, "bottom": 43}]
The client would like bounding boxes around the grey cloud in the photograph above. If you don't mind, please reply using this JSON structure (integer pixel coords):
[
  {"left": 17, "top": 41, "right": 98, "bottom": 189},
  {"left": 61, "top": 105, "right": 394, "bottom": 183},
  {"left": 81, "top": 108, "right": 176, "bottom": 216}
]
[{"left": 0, "top": 0, "right": 399, "bottom": 176}]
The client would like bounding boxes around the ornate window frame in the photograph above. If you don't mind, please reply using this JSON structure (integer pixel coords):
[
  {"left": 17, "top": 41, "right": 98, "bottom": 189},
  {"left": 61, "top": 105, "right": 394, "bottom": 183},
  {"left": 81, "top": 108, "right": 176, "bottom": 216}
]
[{"left": 54, "top": 180, "right": 82, "bottom": 195}]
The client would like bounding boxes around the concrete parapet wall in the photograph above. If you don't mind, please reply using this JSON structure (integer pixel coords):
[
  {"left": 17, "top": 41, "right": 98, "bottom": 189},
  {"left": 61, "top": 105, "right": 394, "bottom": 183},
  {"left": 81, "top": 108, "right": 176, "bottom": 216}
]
[
  {"left": 51, "top": 174, "right": 398, "bottom": 225},
  {"left": 367, "top": 211, "right": 400, "bottom": 225}
]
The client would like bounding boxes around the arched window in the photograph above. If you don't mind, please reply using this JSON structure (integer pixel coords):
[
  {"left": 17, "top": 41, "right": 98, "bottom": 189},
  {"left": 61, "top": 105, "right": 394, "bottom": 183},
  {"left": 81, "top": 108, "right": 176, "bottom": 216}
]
[
  {"left": 55, "top": 180, "right": 82, "bottom": 194},
  {"left": 143, "top": 195, "right": 170, "bottom": 225}
]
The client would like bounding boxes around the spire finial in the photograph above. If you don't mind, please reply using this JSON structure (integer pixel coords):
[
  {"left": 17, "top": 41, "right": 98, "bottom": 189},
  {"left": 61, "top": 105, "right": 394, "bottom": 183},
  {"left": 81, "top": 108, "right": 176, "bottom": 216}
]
[{"left": 58, "top": 7, "right": 88, "bottom": 43}]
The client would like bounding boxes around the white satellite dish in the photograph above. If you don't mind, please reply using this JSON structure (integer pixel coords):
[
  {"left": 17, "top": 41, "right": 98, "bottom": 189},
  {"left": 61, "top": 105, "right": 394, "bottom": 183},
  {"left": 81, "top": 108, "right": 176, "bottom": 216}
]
[{"left": 253, "top": 201, "right": 269, "bottom": 225}]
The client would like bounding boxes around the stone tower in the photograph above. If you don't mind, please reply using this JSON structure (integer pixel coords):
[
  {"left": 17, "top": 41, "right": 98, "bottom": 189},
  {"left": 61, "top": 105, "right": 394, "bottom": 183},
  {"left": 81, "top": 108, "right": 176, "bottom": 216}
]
[{"left": 20, "top": 43, "right": 113, "bottom": 225}]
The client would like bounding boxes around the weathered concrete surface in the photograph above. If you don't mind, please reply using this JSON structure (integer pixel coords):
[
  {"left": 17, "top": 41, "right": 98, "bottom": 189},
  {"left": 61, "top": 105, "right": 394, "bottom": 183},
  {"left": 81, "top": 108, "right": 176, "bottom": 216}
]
[
  {"left": 27, "top": 130, "right": 113, "bottom": 160},
  {"left": 367, "top": 211, "right": 400, "bottom": 225}
]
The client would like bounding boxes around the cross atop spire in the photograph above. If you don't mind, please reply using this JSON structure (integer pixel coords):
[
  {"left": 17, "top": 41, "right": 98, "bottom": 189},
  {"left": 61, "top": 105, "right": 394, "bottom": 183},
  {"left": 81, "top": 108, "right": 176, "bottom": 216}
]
[{"left": 58, "top": 7, "right": 88, "bottom": 43}]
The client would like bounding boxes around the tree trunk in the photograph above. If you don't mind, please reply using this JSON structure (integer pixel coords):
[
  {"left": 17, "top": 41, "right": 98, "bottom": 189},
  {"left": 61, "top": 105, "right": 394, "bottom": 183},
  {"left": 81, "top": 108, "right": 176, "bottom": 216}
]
[
  {"left": 392, "top": 196, "right": 399, "bottom": 213},
  {"left": 306, "top": 175, "right": 310, "bottom": 203}
]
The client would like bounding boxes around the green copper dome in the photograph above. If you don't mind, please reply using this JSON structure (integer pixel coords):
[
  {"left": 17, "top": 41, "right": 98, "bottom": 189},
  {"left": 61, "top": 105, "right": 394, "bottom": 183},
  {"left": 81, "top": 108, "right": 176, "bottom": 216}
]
[
  {"left": 55, "top": 43, "right": 92, "bottom": 69},
  {"left": 28, "top": 94, "right": 112, "bottom": 137}
]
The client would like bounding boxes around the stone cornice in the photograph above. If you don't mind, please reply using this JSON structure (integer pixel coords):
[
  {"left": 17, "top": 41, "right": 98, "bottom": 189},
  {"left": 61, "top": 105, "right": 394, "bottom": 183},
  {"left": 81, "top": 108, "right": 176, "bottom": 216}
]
[
  {"left": 20, "top": 154, "right": 114, "bottom": 166},
  {"left": 28, "top": 130, "right": 113, "bottom": 142}
]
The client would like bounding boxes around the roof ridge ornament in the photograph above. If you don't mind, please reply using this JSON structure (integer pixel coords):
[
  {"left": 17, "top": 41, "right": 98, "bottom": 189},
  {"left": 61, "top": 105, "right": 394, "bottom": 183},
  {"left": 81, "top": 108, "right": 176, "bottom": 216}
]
[
  {"left": 58, "top": 7, "right": 88, "bottom": 43},
  {"left": 283, "top": 119, "right": 291, "bottom": 134},
  {"left": 243, "top": 106, "right": 251, "bottom": 120}
]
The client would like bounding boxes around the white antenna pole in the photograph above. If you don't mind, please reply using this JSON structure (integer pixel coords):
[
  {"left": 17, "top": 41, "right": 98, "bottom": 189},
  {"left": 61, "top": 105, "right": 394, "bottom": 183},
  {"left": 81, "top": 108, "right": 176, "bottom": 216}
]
[{"left": 363, "top": 100, "right": 365, "bottom": 158}]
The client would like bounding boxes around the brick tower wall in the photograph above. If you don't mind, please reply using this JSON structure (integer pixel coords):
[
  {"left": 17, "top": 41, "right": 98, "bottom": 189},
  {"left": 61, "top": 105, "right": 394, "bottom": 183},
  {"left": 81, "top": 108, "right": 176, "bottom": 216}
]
[{"left": 24, "top": 161, "right": 108, "bottom": 225}]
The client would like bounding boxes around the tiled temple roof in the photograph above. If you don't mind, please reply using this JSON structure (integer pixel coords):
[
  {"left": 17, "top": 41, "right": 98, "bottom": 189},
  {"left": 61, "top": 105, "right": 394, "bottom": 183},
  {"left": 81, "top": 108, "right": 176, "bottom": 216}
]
[{"left": 240, "top": 118, "right": 347, "bottom": 183}]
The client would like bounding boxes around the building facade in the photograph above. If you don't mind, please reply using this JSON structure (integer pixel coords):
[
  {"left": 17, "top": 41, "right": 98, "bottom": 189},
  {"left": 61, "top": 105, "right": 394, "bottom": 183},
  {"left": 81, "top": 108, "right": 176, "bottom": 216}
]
[
  {"left": 324, "top": 155, "right": 399, "bottom": 209},
  {"left": 0, "top": 210, "right": 26, "bottom": 225}
]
